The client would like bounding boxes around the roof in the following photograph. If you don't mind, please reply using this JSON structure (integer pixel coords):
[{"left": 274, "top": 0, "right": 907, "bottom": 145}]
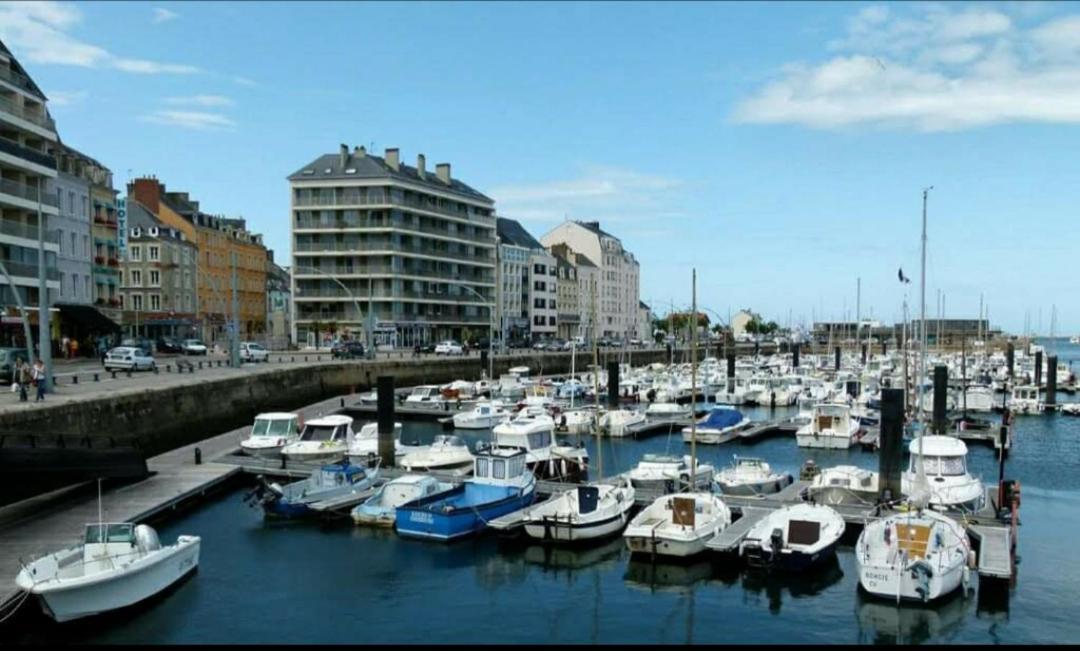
[
  {"left": 288, "top": 148, "right": 492, "bottom": 203},
  {"left": 909, "top": 435, "right": 968, "bottom": 456},
  {"left": 574, "top": 220, "right": 620, "bottom": 242},
  {"left": 574, "top": 254, "right": 598, "bottom": 268},
  {"left": 127, "top": 199, "right": 163, "bottom": 229},
  {"left": 639, "top": 300, "right": 651, "bottom": 310},
  {"left": 0, "top": 38, "right": 47, "bottom": 101},
  {"left": 306, "top": 415, "right": 354, "bottom": 426},
  {"left": 497, "top": 217, "right": 543, "bottom": 250},
  {"left": 254, "top": 412, "right": 297, "bottom": 420}
]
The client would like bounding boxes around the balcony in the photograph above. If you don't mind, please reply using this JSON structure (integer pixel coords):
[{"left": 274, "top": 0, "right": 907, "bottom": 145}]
[
  {"left": 1, "top": 260, "right": 60, "bottom": 281},
  {"left": 295, "top": 217, "right": 493, "bottom": 247},
  {"left": 294, "top": 287, "right": 490, "bottom": 304},
  {"left": 293, "top": 191, "right": 493, "bottom": 225},
  {"left": 93, "top": 216, "right": 118, "bottom": 229},
  {"left": 0, "top": 177, "right": 58, "bottom": 207},
  {"left": 0, "top": 65, "right": 45, "bottom": 100},
  {"left": 294, "top": 239, "right": 493, "bottom": 264},
  {"left": 0, "top": 94, "right": 55, "bottom": 131},
  {"left": 0, "top": 219, "right": 58, "bottom": 243},
  {"left": 0, "top": 135, "right": 55, "bottom": 169}
]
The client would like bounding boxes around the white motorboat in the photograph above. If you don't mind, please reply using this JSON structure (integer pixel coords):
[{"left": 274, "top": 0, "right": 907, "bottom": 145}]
[
  {"left": 739, "top": 503, "right": 845, "bottom": 570},
  {"left": 555, "top": 405, "right": 605, "bottom": 435},
  {"left": 600, "top": 408, "right": 646, "bottom": 438},
  {"left": 715, "top": 456, "right": 793, "bottom": 496},
  {"left": 281, "top": 414, "right": 354, "bottom": 463},
  {"left": 15, "top": 523, "right": 199, "bottom": 622},
  {"left": 404, "top": 385, "right": 445, "bottom": 408},
  {"left": 522, "top": 478, "right": 636, "bottom": 543},
  {"left": 856, "top": 508, "right": 973, "bottom": 603},
  {"left": 488, "top": 407, "right": 589, "bottom": 481},
  {"left": 644, "top": 402, "right": 691, "bottom": 421},
  {"left": 959, "top": 386, "right": 995, "bottom": 413},
  {"left": 901, "top": 436, "right": 985, "bottom": 513},
  {"left": 452, "top": 400, "right": 509, "bottom": 430},
  {"left": 251, "top": 460, "right": 380, "bottom": 518},
  {"left": 400, "top": 434, "right": 475, "bottom": 476},
  {"left": 796, "top": 403, "right": 863, "bottom": 449},
  {"left": 346, "top": 421, "right": 410, "bottom": 463},
  {"left": 626, "top": 454, "right": 715, "bottom": 494},
  {"left": 351, "top": 475, "right": 454, "bottom": 527},
  {"left": 804, "top": 465, "right": 881, "bottom": 506},
  {"left": 682, "top": 407, "right": 752, "bottom": 445},
  {"left": 1061, "top": 403, "right": 1080, "bottom": 416},
  {"left": 1007, "top": 385, "right": 1041, "bottom": 414},
  {"left": 624, "top": 491, "right": 731, "bottom": 558},
  {"left": 239, "top": 412, "right": 300, "bottom": 459}
]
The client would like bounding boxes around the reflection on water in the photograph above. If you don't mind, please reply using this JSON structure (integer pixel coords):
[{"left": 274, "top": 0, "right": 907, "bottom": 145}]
[
  {"left": 854, "top": 590, "right": 973, "bottom": 645},
  {"left": 520, "top": 537, "right": 625, "bottom": 572},
  {"left": 624, "top": 557, "right": 716, "bottom": 594},
  {"left": 740, "top": 556, "right": 845, "bottom": 615}
]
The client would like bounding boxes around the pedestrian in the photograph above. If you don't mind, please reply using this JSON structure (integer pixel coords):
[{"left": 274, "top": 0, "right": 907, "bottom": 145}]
[
  {"left": 17, "top": 359, "right": 31, "bottom": 403},
  {"left": 71, "top": 338, "right": 79, "bottom": 358},
  {"left": 11, "top": 356, "right": 22, "bottom": 397},
  {"left": 61, "top": 335, "right": 70, "bottom": 360},
  {"left": 32, "top": 358, "right": 46, "bottom": 402},
  {"left": 99, "top": 336, "right": 108, "bottom": 365}
]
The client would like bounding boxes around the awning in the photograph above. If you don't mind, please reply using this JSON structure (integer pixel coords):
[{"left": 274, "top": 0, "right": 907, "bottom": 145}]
[{"left": 55, "top": 303, "right": 121, "bottom": 333}]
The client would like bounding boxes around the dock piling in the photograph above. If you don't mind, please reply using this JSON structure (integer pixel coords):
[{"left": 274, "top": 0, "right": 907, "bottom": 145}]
[
  {"left": 834, "top": 346, "right": 840, "bottom": 371},
  {"left": 933, "top": 365, "right": 948, "bottom": 434},
  {"left": 607, "top": 361, "right": 620, "bottom": 408},
  {"left": 792, "top": 343, "right": 799, "bottom": 368},
  {"left": 1034, "top": 350, "right": 1043, "bottom": 387},
  {"left": 377, "top": 375, "right": 396, "bottom": 468},
  {"left": 1046, "top": 356, "right": 1058, "bottom": 407},
  {"left": 861, "top": 343, "right": 867, "bottom": 365},
  {"left": 726, "top": 352, "right": 735, "bottom": 394},
  {"left": 1006, "top": 342, "right": 1014, "bottom": 380},
  {"left": 879, "top": 388, "right": 904, "bottom": 503}
]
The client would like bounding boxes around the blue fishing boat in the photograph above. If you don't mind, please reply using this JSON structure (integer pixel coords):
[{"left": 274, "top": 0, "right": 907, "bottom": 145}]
[
  {"left": 247, "top": 461, "right": 379, "bottom": 519},
  {"left": 395, "top": 449, "right": 535, "bottom": 541}
]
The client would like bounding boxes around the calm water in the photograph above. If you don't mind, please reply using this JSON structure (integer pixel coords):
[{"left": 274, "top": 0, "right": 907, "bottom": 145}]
[{"left": 12, "top": 341, "right": 1080, "bottom": 644}]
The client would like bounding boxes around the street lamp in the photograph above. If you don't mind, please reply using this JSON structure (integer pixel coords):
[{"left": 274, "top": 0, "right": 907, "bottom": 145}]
[
  {"left": 293, "top": 265, "right": 374, "bottom": 359},
  {"left": 445, "top": 281, "right": 495, "bottom": 381}
]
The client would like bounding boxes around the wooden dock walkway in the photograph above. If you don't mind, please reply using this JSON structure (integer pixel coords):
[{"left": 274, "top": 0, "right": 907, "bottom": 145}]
[{"left": 706, "top": 506, "right": 770, "bottom": 552}]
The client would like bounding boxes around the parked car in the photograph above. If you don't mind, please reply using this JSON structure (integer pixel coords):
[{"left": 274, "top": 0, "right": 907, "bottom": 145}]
[
  {"left": 121, "top": 337, "right": 154, "bottom": 356},
  {"left": 434, "top": 340, "right": 464, "bottom": 356},
  {"left": 532, "top": 340, "right": 549, "bottom": 351},
  {"left": 104, "top": 346, "right": 155, "bottom": 372},
  {"left": 156, "top": 338, "right": 184, "bottom": 354},
  {"left": 416, "top": 342, "right": 437, "bottom": 354},
  {"left": 182, "top": 339, "right": 208, "bottom": 355},
  {"left": 507, "top": 338, "right": 530, "bottom": 350},
  {"left": 239, "top": 342, "right": 269, "bottom": 362},
  {"left": 331, "top": 341, "right": 365, "bottom": 359},
  {"left": 629, "top": 338, "right": 643, "bottom": 347},
  {"left": 0, "top": 347, "right": 26, "bottom": 384}
]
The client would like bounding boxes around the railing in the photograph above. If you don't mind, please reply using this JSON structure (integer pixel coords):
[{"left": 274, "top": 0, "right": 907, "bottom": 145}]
[
  {"left": 294, "top": 288, "right": 489, "bottom": 304},
  {"left": 0, "top": 177, "right": 58, "bottom": 207},
  {"left": 0, "top": 94, "right": 55, "bottom": 130},
  {"left": 294, "top": 240, "right": 494, "bottom": 264},
  {"left": 0, "top": 65, "right": 41, "bottom": 98},
  {"left": 1, "top": 260, "right": 60, "bottom": 281},
  {"left": 0, "top": 135, "right": 56, "bottom": 169},
  {"left": 294, "top": 313, "right": 491, "bottom": 325},
  {"left": 0, "top": 219, "right": 58, "bottom": 243},
  {"left": 294, "top": 218, "right": 493, "bottom": 246},
  {"left": 293, "top": 192, "right": 494, "bottom": 225},
  {"left": 293, "top": 264, "right": 491, "bottom": 284}
]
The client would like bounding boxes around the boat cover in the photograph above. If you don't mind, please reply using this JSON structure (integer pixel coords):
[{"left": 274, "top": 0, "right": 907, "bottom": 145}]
[{"left": 702, "top": 409, "right": 744, "bottom": 429}]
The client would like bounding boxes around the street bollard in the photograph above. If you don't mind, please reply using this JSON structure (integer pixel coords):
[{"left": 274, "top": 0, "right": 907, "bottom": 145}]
[
  {"left": 194, "top": 447, "right": 202, "bottom": 465},
  {"left": 111, "top": 371, "right": 117, "bottom": 379},
  {"left": 73, "top": 375, "right": 78, "bottom": 384},
  {"left": 94, "top": 373, "right": 99, "bottom": 382},
  {"left": 153, "top": 366, "right": 159, "bottom": 374}
]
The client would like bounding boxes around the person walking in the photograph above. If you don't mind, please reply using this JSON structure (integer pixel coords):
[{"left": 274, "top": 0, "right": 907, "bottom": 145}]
[
  {"left": 17, "top": 359, "right": 31, "bottom": 403},
  {"left": 32, "top": 358, "right": 46, "bottom": 402}
]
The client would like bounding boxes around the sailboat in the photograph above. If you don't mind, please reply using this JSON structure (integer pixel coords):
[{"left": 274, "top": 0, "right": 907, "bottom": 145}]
[
  {"left": 624, "top": 269, "right": 731, "bottom": 558},
  {"left": 521, "top": 283, "right": 636, "bottom": 543},
  {"left": 855, "top": 188, "right": 975, "bottom": 604}
]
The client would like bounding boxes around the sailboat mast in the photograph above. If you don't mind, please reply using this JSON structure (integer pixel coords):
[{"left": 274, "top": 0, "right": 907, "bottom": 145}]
[
  {"left": 591, "top": 278, "right": 601, "bottom": 480},
  {"left": 690, "top": 268, "right": 697, "bottom": 484},
  {"left": 918, "top": 187, "right": 931, "bottom": 476}
]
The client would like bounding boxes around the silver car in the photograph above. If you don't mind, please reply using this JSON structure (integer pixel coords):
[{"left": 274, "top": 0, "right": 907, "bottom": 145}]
[{"left": 104, "top": 346, "right": 156, "bottom": 372}]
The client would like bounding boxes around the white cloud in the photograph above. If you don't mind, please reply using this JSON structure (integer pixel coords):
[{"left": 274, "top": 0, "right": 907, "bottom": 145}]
[
  {"left": 491, "top": 165, "right": 683, "bottom": 226},
  {"left": 735, "top": 4, "right": 1080, "bottom": 131},
  {"left": 0, "top": 1, "right": 199, "bottom": 74},
  {"left": 46, "top": 89, "right": 87, "bottom": 106},
  {"left": 232, "top": 76, "right": 257, "bottom": 87},
  {"left": 163, "top": 94, "right": 235, "bottom": 107},
  {"left": 140, "top": 110, "right": 236, "bottom": 130},
  {"left": 151, "top": 7, "right": 178, "bottom": 24}
]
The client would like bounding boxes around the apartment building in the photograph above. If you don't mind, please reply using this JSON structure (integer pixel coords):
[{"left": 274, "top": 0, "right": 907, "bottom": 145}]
[
  {"left": 552, "top": 251, "right": 580, "bottom": 340},
  {"left": 288, "top": 145, "right": 496, "bottom": 348},
  {"left": 119, "top": 200, "right": 198, "bottom": 339},
  {"left": 52, "top": 148, "right": 93, "bottom": 306},
  {"left": 547, "top": 242, "right": 599, "bottom": 340},
  {"left": 496, "top": 217, "right": 556, "bottom": 342},
  {"left": 541, "top": 221, "right": 640, "bottom": 340},
  {"left": 0, "top": 39, "right": 61, "bottom": 341},
  {"left": 266, "top": 253, "right": 291, "bottom": 350},
  {"left": 129, "top": 177, "right": 268, "bottom": 342}
]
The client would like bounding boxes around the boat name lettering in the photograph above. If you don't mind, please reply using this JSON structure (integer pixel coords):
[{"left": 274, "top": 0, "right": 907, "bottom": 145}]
[{"left": 410, "top": 511, "right": 434, "bottom": 524}]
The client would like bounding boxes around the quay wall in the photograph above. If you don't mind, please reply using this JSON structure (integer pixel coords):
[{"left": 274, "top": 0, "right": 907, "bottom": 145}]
[{"left": 0, "top": 349, "right": 671, "bottom": 459}]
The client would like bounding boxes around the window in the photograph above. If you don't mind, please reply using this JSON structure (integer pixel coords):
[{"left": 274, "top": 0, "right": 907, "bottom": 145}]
[
  {"left": 149, "top": 294, "right": 160, "bottom": 311},
  {"left": 82, "top": 235, "right": 88, "bottom": 257},
  {"left": 149, "top": 270, "right": 160, "bottom": 286},
  {"left": 59, "top": 272, "right": 65, "bottom": 297},
  {"left": 492, "top": 459, "right": 506, "bottom": 479},
  {"left": 149, "top": 246, "right": 159, "bottom": 261},
  {"left": 130, "top": 245, "right": 142, "bottom": 262},
  {"left": 131, "top": 270, "right": 142, "bottom": 287},
  {"left": 85, "top": 276, "right": 90, "bottom": 298},
  {"left": 476, "top": 457, "right": 489, "bottom": 478},
  {"left": 548, "top": 316, "right": 556, "bottom": 326},
  {"left": 131, "top": 294, "right": 143, "bottom": 310},
  {"left": 68, "top": 232, "right": 76, "bottom": 256}
]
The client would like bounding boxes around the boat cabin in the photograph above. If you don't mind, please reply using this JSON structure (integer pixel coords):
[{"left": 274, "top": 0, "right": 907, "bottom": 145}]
[
  {"left": 82, "top": 523, "right": 139, "bottom": 572},
  {"left": 406, "top": 386, "right": 442, "bottom": 403},
  {"left": 813, "top": 403, "right": 851, "bottom": 430},
  {"left": 250, "top": 413, "right": 300, "bottom": 439},
  {"left": 310, "top": 463, "right": 370, "bottom": 490},
  {"left": 473, "top": 449, "right": 530, "bottom": 485},
  {"left": 299, "top": 415, "right": 354, "bottom": 443},
  {"left": 382, "top": 476, "right": 447, "bottom": 507},
  {"left": 1011, "top": 386, "right": 1039, "bottom": 402},
  {"left": 907, "top": 436, "right": 970, "bottom": 478}
]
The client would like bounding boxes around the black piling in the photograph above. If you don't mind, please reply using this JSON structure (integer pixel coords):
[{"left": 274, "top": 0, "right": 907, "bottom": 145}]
[
  {"left": 846, "top": 380, "right": 859, "bottom": 400},
  {"left": 792, "top": 343, "right": 800, "bottom": 368},
  {"left": 933, "top": 365, "right": 948, "bottom": 434},
  {"left": 1034, "top": 350, "right": 1043, "bottom": 387},
  {"left": 1046, "top": 355, "right": 1058, "bottom": 407},
  {"left": 377, "top": 376, "right": 396, "bottom": 468},
  {"left": 834, "top": 346, "right": 841, "bottom": 371},
  {"left": 1006, "top": 342, "right": 1014, "bottom": 380},
  {"left": 607, "top": 361, "right": 620, "bottom": 408},
  {"left": 879, "top": 388, "right": 904, "bottom": 503},
  {"left": 726, "top": 352, "right": 735, "bottom": 393},
  {"left": 882, "top": 340, "right": 887, "bottom": 356},
  {"left": 480, "top": 350, "right": 489, "bottom": 378},
  {"left": 861, "top": 343, "right": 868, "bottom": 365}
]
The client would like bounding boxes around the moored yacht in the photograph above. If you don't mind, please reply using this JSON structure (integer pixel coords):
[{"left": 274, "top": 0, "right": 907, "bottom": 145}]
[
  {"left": 624, "top": 491, "right": 731, "bottom": 558},
  {"left": 486, "top": 407, "right": 589, "bottom": 481},
  {"left": 682, "top": 407, "right": 752, "bottom": 445},
  {"left": 399, "top": 434, "right": 475, "bottom": 476},
  {"left": 351, "top": 475, "right": 454, "bottom": 527},
  {"left": 522, "top": 478, "right": 636, "bottom": 543},
  {"left": 739, "top": 503, "right": 845, "bottom": 571},
  {"left": 600, "top": 408, "right": 647, "bottom": 438},
  {"left": 452, "top": 400, "right": 509, "bottom": 430},
  {"left": 715, "top": 456, "right": 793, "bottom": 496},
  {"left": 626, "top": 454, "right": 715, "bottom": 494},
  {"left": 901, "top": 436, "right": 985, "bottom": 512},
  {"left": 796, "top": 403, "right": 863, "bottom": 449},
  {"left": 281, "top": 415, "right": 354, "bottom": 463},
  {"left": 240, "top": 412, "right": 300, "bottom": 459}
]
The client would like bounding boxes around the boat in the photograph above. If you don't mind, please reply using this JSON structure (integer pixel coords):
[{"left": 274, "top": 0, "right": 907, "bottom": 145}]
[
  {"left": 600, "top": 408, "right": 647, "bottom": 438},
  {"left": 351, "top": 475, "right": 454, "bottom": 527},
  {"left": 1070, "top": 335, "right": 1079, "bottom": 345},
  {"left": 280, "top": 415, "right": 355, "bottom": 463},
  {"left": 739, "top": 503, "right": 845, "bottom": 571},
  {"left": 796, "top": 403, "right": 863, "bottom": 449},
  {"left": 399, "top": 434, "right": 475, "bottom": 476},
  {"left": 960, "top": 385, "right": 995, "bottom": 413},
  {"left": 803, "top": 465, "right": 880, "bottom": 506},
  {"left": 901, "top": 436, "right": 985, "bottom": 513},
  {"left": 555, "top": 405, "right": 605, "bottom": 436},
  {"left": 14, "top": 522, "right": 200, "bottom": 623},
  {"left": 1006, "top": 385, "right": 1041, "bottom": 414},
  {"left": 626, "top": 454, "right": 715, "bottom": 494},
  {"left": 855, "top": 507, "right": 973, "bottom": 603},
  {"left": 643, "top": 402, "right": 692, "bottom": 421},
  {"left": 249, "top": 460, "right": 380, "bottom": 519},
  {"left": 452, "top": 400, "right": 509, "bottom": 430},
  {"left": 522, "top": 479, "right": 636, "bottom": 543},
  {"left": 1061, "top": 403, "right": 1080, "bottom": 416},
  {"left": 486, "top": 407, "right": 589, "bottom": 482},
  {"left": 682, "top": 407, "right": 752, "bottom": 445},
  {"left": 345, "top": 421, "right": 409, "bottom": 464},
  {"left": 715, "top": 456, "right": 793, "bottom": 496},
  {"left": 239, "top": 412, "right": 300, "bottom": 459},
  {"left": 404, "top": 385, "right": 445, "bottom": 408},
  {"left": 394, "top": 449, "right": 536, "bottom": 541}
]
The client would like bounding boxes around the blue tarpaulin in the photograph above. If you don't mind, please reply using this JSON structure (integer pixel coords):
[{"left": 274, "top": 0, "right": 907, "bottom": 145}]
[{"left": 702, "top": 408, "right": 744, "bottom": 429}]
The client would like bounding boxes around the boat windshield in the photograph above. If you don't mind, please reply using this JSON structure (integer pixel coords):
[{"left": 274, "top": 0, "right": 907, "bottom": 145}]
[
  {"left": 85, "top": 523, "right": 134, "bottom": 544},
  {"left": 914, "top": 455, "right": 967, "bottom": 476},
  {"left": 303, "top": 424, "right": 339, "bottom": 441},
  {"left": 253, "top": 418, "right": 295, "bottom": 437}
]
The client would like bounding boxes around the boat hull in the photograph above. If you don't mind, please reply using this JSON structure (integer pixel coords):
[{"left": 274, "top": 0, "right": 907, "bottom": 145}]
[
  {"left": 797, "top": 433, "right": 856, "bottom": 449},
  {"left": 624, "top": 531, "right": 713, "bottom": 559},
  {"left": 21, "top": 537, "right": 200, "bottom": 623},
  {"left": 716, "top": 473, "right": 793, "bottom": 497},
  {"left": 743, "top": 536, "right": 840, "bottom": 572},
  {"left": 240, "top": 442, "right": 286, "bottom": 459},
  {"left": 396, "top": 486, "right": 536, "bottom": 541}
]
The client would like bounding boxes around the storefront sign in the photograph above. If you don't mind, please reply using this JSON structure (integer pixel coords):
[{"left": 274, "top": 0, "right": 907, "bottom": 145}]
[{"left": 116, "top": 196, "right": 128, "bottom": 258}]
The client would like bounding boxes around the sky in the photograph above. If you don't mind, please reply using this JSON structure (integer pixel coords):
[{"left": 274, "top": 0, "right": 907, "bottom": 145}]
[{"left": 2, "top": 0, "right": 1078, "bottom": 335}]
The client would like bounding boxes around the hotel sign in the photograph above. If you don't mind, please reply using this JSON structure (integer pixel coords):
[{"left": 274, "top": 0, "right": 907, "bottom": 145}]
[{"left": 116, "top": 196, "right": 128, "bottom": 258}]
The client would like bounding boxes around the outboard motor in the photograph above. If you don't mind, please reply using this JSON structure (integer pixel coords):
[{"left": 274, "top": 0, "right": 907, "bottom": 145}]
[
  {"left": 769, "top": 527, "right": 785, "bottom": 565},
  {"left": 910, "top": 561, "right": 934, "bottom": 602},
  {"left": 133, "top": 524, "right": 162, "bottom": 553}
]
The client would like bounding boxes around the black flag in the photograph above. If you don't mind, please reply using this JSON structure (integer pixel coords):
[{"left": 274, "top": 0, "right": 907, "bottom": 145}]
[{"left": 898, "top": 268, "right": 911, "bottom": 284}]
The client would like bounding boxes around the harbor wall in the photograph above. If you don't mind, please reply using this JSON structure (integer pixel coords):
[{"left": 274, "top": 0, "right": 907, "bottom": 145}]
[{"left": 0, "top": 349, "right": 670, "bottom": 459}]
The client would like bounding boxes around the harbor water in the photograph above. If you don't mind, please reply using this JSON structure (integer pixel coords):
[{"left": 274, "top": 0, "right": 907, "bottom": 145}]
[{"left": 8, "top": 344, "right": 1080, "bottom": 644}]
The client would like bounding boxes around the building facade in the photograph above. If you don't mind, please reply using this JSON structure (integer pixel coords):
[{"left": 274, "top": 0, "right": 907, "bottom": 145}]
[
  {"left": 553, "top": 251, "right": 579, "bottom": 340},
  {"left": 288, "top": 145, "right": 496, "bottom": 348},
  {"left": 637, "top": 301, "right": 653, "bottom": 342},
  {"left": 528, "top": 250, "right": 557, "bottom": 339},
  {"left": 266, "top": 254, "right": 291, "bottom": 350},
  {"left": 119, "top": 200, "right": 198, "bottom": 339},
  {"left": 129, "top": 177, "right": 268, "bottom": 343},
  {"left": 540, "top": 221, "right": 639, "bottom": 340},
  {"left": 52, "top": 156, "right": 92, "bottom": 306},
  {"left": 548, "top": 242, "right": 599, "bottom": 340},
  {"left": 0, "top": 39, "right": 61, "bottom": 348}
]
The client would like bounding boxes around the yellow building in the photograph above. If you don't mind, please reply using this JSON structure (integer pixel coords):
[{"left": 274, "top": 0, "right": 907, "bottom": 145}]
[{"left": 129, "top": 177, "right": 267, "bottom": 343}]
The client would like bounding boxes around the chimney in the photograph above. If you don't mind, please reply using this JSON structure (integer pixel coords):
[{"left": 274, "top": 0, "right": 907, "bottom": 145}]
[
  {"left": 436, "top": 163, "right": 451, "bottom": 185},
  {"left": 130, "top": 177, "right": 163, "bottom": 215},
  {"left": 385, "top": 148, "right": 400, "bottom": 171},
  {"left": 339, "top": 143, "right": 349, "bottom": 168},
  {"left": 417, "top": 154, "right": 426, "bottom": 179},
  {"left": 353, "top": 145, "right": 366, "bottom": 159}
]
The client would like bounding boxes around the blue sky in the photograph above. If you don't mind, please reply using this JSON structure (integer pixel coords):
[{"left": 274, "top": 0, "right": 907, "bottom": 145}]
[{"left": 3, "top": 1, "right": 1078, "bottom": 334}]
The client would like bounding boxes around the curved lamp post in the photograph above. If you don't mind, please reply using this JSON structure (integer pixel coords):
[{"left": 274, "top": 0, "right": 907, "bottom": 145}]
[{"left": 292, "top": 265, "right": 374, "bottom": 359}]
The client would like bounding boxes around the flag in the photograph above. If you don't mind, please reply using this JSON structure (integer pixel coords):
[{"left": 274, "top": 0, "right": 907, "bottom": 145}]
[{"left": 898, "top": 268, "right": 911, "bottom": 284}]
